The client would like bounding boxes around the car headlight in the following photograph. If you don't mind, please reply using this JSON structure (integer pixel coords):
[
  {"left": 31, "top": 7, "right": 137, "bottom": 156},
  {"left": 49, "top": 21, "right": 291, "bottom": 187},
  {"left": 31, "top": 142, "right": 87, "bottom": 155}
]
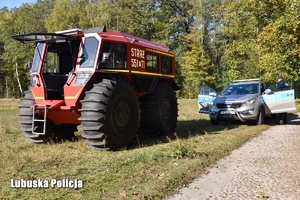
[
  {"left": 210, "top": 101, "right": 216, "bottom": 108},
  {"left": 241, "top": 98, "right": 256, "bottom": 107}
]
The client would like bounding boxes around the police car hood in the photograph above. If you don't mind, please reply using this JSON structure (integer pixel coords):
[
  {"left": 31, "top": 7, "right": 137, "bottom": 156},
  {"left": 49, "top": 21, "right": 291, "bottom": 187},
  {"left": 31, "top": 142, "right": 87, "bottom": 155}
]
[{"left": 214, "top": 94, "right": 257, "bottom": 103}]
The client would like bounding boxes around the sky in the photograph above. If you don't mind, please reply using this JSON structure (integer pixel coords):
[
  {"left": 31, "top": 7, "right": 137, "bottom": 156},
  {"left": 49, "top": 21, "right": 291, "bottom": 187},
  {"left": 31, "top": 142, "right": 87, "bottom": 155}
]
[{"left": 0, "top": 0, "right": 35, "bottom": 9}]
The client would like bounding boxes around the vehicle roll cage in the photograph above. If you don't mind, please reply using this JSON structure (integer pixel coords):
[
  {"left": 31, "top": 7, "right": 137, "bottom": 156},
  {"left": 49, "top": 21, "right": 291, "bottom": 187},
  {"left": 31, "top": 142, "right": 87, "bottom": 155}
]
[
  {"left": 11, "top": 27, "right": 108, "bottom": 44},
  {"left": 11, "top": 33, "right": 77, "bottom": 44}
]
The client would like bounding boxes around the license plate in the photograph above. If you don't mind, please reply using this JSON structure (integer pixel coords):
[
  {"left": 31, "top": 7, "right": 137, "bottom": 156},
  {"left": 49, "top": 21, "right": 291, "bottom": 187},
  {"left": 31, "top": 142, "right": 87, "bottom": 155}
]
[
  {"left": 220, "top": 110, "right": 235, "bottom": 114},
  {"left": 222, "top": 114, "right": 231, "bottom": 118}
]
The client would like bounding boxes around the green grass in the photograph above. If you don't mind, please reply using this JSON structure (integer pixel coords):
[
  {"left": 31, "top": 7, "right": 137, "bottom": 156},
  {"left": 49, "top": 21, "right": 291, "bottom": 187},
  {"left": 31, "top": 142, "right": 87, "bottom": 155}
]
[{"left": 0, "top": 98, "right": 299, "bottom": 200}]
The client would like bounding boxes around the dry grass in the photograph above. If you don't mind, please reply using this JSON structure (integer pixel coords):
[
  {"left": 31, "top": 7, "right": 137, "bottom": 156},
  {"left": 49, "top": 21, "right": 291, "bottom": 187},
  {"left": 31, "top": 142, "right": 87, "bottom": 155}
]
[{"left": 0, "top": 98, "right": 298, "bottom": 200}]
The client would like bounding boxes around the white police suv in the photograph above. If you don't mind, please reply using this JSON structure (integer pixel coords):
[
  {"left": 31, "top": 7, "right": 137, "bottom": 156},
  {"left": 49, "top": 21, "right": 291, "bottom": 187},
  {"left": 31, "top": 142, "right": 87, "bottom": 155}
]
[{"left": 198, "top": 78, "right": 296, "bottom": 125}]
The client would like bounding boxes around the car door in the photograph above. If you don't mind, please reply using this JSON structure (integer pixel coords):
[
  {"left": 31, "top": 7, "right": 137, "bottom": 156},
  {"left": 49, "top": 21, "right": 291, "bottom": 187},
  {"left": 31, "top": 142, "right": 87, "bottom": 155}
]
[
  {"left": 262, "top": 80, "right": 296, "bottom": 114},
  {"left": 198, "top": 86, "right": 216, "bottom": 114}
]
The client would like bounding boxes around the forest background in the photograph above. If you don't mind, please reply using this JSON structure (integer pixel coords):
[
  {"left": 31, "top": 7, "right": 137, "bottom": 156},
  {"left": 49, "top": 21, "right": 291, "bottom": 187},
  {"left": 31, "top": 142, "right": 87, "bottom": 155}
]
[{"left": 0, "top": 0, "right": 300, "bottom": 99}]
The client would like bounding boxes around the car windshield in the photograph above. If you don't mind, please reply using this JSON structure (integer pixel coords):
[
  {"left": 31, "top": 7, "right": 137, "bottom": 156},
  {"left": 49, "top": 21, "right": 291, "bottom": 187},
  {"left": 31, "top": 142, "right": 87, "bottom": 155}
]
[
  {"left": 31, "top": 43, "right": 45, "bottom": 73},
  {"left": 220, "top": 83, "right": 258, "bottom": 95}
]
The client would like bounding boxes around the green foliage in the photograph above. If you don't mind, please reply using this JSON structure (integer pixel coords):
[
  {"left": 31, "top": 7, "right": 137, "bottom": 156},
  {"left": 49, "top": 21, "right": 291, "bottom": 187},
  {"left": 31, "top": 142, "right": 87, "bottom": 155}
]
[
  {"left": 0, "top": 0, "right": 300, "bottom": 98},
  {"left": 258, "top": 1, "right": 300, "bottom": 82},
  {"left": 181, "top": 27, "right": 215, "bottom": 98},
  {"left": 257, "top": 192, "right": 269, "bottom": 199},
  {"left": 221, "top": 0, "right": 262, "bottom": 81},
  {"left": 222, "top": 0, "right": 300, "bottom": 84},
  {"left": 170, "top": 140, "right": 193, "bottom": 159},
  {"left": 0, "top": 1, "right": 52, "bottom": 98},
  {"left": 45, "top": 0, "right": 90, "bottom": 31}
]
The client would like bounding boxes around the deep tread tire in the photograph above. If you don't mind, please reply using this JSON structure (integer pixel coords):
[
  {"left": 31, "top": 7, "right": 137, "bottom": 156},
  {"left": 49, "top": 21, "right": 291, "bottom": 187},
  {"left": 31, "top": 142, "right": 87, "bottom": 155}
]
[
  {"left": 19, "top": 90, "right": 44, "bottom": 143},
  {"left": 150, "top": 81, "right": 178, "bottom": 136},
  {"left": 139, "top": 95, "right": 159, "bottom": 136},
  {"left": 79, "top": 77, "right": 140, "bottom": 150},
  {"left": 19, "top": 90, "right": 77, "bottom": 143}
]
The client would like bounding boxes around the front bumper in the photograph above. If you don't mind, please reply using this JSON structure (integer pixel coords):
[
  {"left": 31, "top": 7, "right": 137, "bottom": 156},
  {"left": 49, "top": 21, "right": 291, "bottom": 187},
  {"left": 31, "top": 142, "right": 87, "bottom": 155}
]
[{"left": 209, "top": 104, "right": 260, "bottom": 122}]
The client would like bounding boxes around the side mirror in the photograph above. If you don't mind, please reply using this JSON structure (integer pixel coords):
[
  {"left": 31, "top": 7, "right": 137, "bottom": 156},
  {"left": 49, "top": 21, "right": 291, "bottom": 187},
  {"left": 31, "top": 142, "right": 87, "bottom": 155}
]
[
  {"left": 209, "top": 92, "right": 217, "bottom": 97},
  {"left": 26, "top": 61, "right": 31, "bottom": 69},
  {"left": 264, "top": 88, "right": 272, "bottom": 95}
]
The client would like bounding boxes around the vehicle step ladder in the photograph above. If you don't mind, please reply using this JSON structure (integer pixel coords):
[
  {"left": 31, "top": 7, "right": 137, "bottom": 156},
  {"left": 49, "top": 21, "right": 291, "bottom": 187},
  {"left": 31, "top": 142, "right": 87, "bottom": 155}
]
[{"left": 32, "top": 104, "right": 47, "bottom": 135}]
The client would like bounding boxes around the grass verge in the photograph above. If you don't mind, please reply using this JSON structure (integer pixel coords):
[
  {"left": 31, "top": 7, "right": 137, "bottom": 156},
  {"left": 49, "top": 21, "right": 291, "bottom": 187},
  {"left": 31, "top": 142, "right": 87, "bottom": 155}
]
[{"left": 0, "top": 98, "right": 299, "bottom": 199}]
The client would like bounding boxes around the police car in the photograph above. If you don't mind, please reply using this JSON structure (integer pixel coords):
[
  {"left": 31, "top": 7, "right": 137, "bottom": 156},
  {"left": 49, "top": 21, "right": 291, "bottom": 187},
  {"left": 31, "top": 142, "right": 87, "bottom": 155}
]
[{"left": 198, "top": 78, "right": 296, "bottom": 125}]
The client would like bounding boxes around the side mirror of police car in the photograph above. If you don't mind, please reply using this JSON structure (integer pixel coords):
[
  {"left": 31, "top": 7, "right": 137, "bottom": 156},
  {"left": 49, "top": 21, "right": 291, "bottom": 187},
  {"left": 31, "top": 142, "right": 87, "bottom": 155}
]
[
  {"left": 209, "top": 92, "right": 217, "bottom": 97},
  {"left": 264, "top": 88, "right": 272, "bottom": 95}
]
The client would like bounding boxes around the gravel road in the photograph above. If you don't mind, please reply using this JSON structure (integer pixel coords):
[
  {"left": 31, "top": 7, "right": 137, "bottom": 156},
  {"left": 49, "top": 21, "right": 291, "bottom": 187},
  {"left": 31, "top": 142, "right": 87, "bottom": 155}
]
[{"left": 168, "top": 114, "right": 300, "bottom": 200}]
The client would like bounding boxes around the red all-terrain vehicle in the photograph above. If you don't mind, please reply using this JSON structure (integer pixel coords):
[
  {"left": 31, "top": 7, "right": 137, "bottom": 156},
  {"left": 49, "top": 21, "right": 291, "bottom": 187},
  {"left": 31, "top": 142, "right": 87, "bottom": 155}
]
[{"left": 11, "top": 27, "right": 179, "bottom": 150}]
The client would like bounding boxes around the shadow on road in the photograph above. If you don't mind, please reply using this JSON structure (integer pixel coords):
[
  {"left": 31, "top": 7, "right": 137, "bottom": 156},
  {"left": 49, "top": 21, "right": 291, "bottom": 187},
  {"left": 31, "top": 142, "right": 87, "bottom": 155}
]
[
  {"left": 286, "top": 113, "right": 300, "bottom": 125},
  {"left": 131, "top": 113, "right": 300, "bottom": 150}
]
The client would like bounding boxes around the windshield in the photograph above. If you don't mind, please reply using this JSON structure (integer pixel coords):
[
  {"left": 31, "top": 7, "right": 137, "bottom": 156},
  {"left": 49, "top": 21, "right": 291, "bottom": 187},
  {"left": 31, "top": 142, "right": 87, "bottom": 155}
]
[
  {"left": 80, "top": 37, "right": 99, "bottom": 68},
  {"left": 220, "top": 83, "right": 258, "bottom": 95},
  {"left": 32, "top": 43, "right": 44, "bottom": 73}
]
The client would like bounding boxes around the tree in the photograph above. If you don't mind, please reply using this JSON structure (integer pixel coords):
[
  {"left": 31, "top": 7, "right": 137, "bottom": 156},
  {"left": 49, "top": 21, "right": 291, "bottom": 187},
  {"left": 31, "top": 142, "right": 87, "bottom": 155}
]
[
  {"left": 220, "top": 0, "right": 298, "bottom": 84},
  {"left": 0, "top": 1, "right": 54, "bottom": 97},
  {"left": 45, "top": 0, "right": 89, "bottom": 31},
  {"left": 180, "top": 27, "right": 214, "bottom": 98},
  {"left": 195, "top": 0, "right": 226, "bottom": 91},
  {"left": 220, "top": 0, "right": 263, "bottom": 81},
  {"left": 258, "top": 0, "right": 300, "bottom": 82},
  {"left": 3, "top": 0, "right": 299, "bottom": 99}
]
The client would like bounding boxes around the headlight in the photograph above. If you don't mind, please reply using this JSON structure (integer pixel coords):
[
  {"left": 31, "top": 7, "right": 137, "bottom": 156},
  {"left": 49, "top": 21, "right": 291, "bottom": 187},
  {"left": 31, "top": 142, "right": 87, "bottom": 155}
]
[
  {"left": 241, "top": 98, "right": 256, "bottom": 107},
  {"left": 210, "top": 101, "right": 217, "bottom": 108}
]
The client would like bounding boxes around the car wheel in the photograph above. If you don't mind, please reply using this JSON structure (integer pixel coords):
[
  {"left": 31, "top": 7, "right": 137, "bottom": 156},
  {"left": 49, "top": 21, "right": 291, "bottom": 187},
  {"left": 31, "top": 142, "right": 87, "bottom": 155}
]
[{"left": 256, "top": 108, "right": 265, "bottom": 125}]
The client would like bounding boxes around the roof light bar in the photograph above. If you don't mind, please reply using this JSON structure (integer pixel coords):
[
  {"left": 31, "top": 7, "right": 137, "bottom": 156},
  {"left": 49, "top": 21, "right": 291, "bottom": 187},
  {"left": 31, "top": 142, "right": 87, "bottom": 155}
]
[{"left": 232, "top": 78, "right": 261, "bottom": 83}]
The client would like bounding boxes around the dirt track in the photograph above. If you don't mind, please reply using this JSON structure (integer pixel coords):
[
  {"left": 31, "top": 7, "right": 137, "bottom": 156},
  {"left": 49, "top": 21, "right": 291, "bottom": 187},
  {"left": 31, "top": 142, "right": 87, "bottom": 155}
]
[{"left": 168, "top": 114, "right": 300, "bottom": 200}]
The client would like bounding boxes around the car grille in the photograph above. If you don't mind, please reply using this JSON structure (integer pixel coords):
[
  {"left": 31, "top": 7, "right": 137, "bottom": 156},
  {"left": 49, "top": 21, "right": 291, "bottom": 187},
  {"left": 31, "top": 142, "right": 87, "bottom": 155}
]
[{"left": 216, "top": 103, "right": 242, "bottom": 109}]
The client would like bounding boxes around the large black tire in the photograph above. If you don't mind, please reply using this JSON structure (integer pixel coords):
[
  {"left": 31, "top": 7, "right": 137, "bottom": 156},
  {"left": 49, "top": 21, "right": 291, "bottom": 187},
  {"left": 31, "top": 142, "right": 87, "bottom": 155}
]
[
  {"left": 19, "top": 90, "right": 44, "bottom": 143},
  {"left": 79, "top": 77, "right": 140, "bottom": 150},
  {"left": 19, "top": 90, "right": 77, "bottom": 143},
  {"left": 139, "top": 95, "right": 159, "bottom": 137},
  {"left": 151, "top": 81, "right": 178, "bottom": 137}
]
